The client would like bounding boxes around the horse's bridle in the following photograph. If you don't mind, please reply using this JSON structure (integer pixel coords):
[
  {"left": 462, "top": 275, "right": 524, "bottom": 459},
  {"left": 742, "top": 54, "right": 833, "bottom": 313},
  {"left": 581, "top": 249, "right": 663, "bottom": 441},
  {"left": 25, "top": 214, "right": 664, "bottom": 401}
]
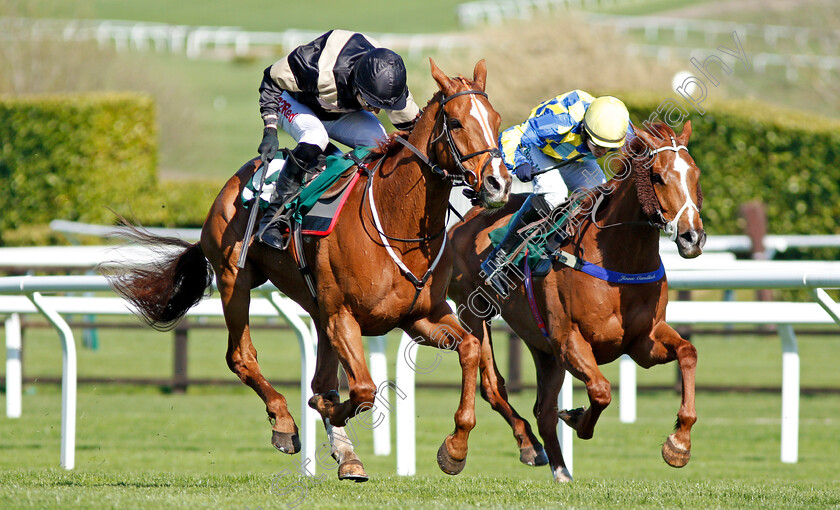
[
  {"left": 586, "top": 135, "right": 698, "bottom": 241},
  {"left": 395, "top": 88, "right": 501, "bottom": 191},
  {"left": 646, "top": 136, "right": 699, "bottom": 241}
]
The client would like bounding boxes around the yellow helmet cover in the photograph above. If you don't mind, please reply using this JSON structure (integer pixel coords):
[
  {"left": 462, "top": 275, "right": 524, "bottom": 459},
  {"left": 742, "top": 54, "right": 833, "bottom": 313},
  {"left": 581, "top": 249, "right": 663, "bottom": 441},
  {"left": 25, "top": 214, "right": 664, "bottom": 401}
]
[{"left": 583, "top": 96, "right": 629, "bottom": 148}]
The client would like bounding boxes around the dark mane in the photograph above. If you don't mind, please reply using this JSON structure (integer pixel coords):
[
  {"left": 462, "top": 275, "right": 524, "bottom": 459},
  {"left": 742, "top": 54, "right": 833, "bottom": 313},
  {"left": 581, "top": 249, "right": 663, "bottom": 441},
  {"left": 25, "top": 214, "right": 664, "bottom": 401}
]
[
  {"left": 560, "top": 122, "right": 675, "bottom": 227},
  {"left": 627, "top": 126, "right": 662, "bottom": 219}
]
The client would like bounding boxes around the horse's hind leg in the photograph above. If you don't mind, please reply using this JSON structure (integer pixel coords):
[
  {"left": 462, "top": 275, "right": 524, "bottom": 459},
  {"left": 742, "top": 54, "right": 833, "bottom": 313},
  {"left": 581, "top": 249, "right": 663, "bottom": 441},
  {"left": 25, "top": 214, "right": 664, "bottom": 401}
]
[
  {"left": 628, "top": 321, "right": 697, "bottom": 467},
  {"left": 309, "top": 324, "right": 368, "bottom": 482},
  {"left": 558, "top": 325, "right": 612, "bottom": 440},
  {"left": 529, "top": 345, "right": 572, "bottom": 482},
  {"left": 466, "top": 313, "right": 546, "bottom": 467},
  {"left": 219, "top": 272, "right": 299, "bottom": 453}
]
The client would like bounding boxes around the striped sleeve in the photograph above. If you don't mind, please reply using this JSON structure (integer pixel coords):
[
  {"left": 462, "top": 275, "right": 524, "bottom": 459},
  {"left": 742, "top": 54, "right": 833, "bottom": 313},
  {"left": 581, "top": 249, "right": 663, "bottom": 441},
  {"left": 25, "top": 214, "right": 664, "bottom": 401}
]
[{"left": 499, "top": 121, "right": 531, "bottom": 170}]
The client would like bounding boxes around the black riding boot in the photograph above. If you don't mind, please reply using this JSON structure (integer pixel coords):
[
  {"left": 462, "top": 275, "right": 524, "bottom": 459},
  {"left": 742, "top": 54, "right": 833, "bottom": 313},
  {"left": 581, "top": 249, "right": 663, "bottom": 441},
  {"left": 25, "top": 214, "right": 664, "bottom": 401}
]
[
  {"left": 481, "top": 194, "right": 550, "bottom": 295},
  {"left": 256, "top": 144, "right": 321, "bottom": 250}
]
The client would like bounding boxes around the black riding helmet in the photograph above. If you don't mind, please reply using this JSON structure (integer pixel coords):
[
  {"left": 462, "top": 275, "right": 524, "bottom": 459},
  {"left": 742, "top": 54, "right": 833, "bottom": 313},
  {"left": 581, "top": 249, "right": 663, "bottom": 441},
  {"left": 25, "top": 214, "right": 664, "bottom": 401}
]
[{"left": 353, "top": 48, "right": 409, "bottom": 110}]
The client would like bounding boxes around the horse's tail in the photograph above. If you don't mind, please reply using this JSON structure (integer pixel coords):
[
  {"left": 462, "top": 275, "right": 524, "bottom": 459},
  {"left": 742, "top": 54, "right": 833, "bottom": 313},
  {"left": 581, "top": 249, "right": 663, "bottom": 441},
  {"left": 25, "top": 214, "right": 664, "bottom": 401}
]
[{"left": 105, "top": 223, "right": 214, "bottom": 332}]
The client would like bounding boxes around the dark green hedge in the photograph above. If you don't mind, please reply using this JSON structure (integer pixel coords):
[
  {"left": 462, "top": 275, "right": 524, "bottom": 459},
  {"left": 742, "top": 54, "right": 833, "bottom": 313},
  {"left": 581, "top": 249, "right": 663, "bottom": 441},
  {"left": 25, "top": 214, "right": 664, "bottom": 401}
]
[
  {"left": 0, "top": 93, "right": 158, "bottom": 245},
  {"left": 128, "top": 178, "right": 223, "bottom": 228},
  {"left": 621, "top": 92, "right": 840, "bottom": 237}
]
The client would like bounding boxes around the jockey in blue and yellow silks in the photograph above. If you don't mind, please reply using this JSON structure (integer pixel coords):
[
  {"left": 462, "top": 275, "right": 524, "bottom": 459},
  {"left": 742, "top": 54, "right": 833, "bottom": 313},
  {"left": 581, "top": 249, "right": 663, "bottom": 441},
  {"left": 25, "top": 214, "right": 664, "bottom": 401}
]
[{"left": 482, "top": 90, "right": 634, "bottom": 295}]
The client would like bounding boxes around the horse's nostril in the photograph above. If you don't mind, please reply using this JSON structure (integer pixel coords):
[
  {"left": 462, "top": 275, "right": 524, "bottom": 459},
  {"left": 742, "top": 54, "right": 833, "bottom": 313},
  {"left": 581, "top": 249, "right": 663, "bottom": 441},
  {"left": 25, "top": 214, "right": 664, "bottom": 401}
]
[
  {"left": 484, "top": 175, "right": 501, "bottom": 193},
  {"left": 679, "top": 230, "right": 704, "bottom": 246}
]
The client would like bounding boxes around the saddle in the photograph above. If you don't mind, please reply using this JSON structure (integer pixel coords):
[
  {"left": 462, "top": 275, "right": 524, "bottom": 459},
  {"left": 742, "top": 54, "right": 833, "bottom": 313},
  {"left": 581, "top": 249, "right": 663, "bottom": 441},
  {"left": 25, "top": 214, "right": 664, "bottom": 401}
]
[
  {"left": 487, "top": 197, "right": 583, "bottom": 277},
  {"left": 242, "top": 147, "right": 373, "bottom": 241}
]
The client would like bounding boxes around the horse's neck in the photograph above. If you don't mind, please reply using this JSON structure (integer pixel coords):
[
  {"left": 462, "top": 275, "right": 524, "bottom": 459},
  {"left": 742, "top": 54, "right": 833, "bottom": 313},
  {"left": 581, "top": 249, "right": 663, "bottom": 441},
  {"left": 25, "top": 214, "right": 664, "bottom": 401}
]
[
  {"left": 585, "top": 173, "right": 660, "bottom": 266},
  {"left": 372, "top": 99, "right": 451, "bottom": 237}
]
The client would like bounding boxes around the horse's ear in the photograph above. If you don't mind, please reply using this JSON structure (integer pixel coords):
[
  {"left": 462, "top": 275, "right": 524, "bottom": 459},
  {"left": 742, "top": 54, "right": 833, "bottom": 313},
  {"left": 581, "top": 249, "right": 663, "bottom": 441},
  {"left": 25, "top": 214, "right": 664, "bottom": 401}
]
[
  {"left": 472, "top": 59, "right": 487, "bottom": 91},
  {"left": 678, "top": 120, "right": 693, "bottom": 145},
  {"left": 430, "top": 58, "right": 456, "bottom": 96}
]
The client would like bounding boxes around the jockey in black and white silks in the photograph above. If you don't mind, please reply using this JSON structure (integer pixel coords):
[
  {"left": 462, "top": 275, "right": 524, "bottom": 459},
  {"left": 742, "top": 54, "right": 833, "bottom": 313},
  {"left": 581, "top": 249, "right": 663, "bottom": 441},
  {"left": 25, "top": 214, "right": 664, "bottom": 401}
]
[{"left": 256, "top": 30, "right": 422, "bottom": 250}]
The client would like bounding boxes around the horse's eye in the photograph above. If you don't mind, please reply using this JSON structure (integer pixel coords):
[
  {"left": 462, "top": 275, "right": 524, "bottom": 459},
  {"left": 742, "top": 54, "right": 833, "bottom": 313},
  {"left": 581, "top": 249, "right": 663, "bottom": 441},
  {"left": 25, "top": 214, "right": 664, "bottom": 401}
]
[
  {"left": 651, "top": 173, "right": 664, "bottom": 185},
  {"left": 448, "top": 119, "right": 462, "bottom": 130}
]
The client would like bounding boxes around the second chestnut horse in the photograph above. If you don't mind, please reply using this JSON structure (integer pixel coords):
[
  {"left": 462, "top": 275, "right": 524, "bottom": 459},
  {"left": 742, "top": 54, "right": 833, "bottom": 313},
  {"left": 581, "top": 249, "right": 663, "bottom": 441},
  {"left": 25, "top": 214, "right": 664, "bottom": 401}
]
[{"left": 448, "top": 121, "right": 704, "bottom": 482}]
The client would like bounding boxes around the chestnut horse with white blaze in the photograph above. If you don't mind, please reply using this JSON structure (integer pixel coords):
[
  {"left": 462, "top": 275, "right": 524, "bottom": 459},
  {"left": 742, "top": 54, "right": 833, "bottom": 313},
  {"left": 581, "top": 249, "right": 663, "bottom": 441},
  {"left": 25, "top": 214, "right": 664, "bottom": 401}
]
[
  {"left": 447, "top": 121, "right": 704, "bottom": 482},
  {"left": 109, "top": 60, "right": 510, "bottom": 480}
]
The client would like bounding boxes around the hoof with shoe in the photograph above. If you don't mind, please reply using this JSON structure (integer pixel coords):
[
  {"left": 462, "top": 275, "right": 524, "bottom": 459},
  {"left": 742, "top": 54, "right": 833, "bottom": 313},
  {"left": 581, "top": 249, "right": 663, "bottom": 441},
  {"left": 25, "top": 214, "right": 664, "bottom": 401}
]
[
  {"left": 271, "top": 430, "right": 301, "bottom": 454},
  {"left": 519, "top": 444, "right": 549, "bottom": 466},
  {"left": 661, "top": 433, "right": 691, "bottom": 467},
  {"left": 337, "top": 453, "right": 369, "bottom": 482},
  {"left": 436, "top": 437, "right": 467, "bottom": 475}
]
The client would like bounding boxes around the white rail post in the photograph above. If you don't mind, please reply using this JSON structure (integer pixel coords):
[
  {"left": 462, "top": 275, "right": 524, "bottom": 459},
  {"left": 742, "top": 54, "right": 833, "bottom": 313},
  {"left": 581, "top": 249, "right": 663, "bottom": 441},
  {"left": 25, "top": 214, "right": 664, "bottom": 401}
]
[
  {"left": 557, "top": 373, "right": 573, "bottom": 476},
  {"left": 6, "top": 313, "right": 22, "bottom": 418},
  {"left": 779, "top": 324, "right": 799, "bottom": 463},
  {"left": 267, "top": 293, "right": 318, "bottom": 475},
  {"left": 395, "top": 332, "right": 416, "bottom": 475},
  {"left": 619, "top": 354, "right": 637, "bottom": 423},
  {"left": 368, "top": 336, "right": 391, "bottom": 456},
  {"left": 28, "top": 292, "right": 76, "bottom": 470}
]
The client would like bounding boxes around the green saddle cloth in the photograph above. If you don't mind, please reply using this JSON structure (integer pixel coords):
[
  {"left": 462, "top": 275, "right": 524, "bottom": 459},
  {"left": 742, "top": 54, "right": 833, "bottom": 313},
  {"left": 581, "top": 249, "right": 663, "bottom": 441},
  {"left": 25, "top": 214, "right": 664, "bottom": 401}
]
[
  {"left": 488, "top": 199, "right": 579, "bottom": 270},
  {"left": 291, "top": 146, "right": 372, "bottom": 222},
  {"left": 243, "top": 146, "right": 373, "bottom": 222}
]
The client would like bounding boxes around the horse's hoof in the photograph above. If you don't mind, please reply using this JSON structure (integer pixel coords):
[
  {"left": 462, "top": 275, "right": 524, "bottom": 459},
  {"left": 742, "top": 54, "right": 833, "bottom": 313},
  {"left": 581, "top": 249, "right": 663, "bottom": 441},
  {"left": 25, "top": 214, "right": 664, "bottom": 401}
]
[
  {"left": 558, "top": 406, "right": 586, "bottom": 430},
  {"left": 436, "top": 438, "right": 467, "bottom": 475},
  {"left": 552, "top": 465, "right": 573, "bottom": 483},
  {"left": 519, "top": 444, "right": 549, "bottom": 466},
  {"left": 662, "top": 433, "right": 691, "bottom": 468},
  {"left": 337, "top": 458, "right": 369, "bottom": 482},
  {"left": 271, "top": 430, "right": 301, "bottom": 455}
]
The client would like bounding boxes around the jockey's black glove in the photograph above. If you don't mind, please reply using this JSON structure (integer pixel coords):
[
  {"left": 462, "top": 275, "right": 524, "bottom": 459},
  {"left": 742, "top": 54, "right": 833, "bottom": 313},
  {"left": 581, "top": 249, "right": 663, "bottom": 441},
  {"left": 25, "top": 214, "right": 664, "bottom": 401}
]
[
  {"left": 258, "top": 127, "right": 279, "bottom": 164},
  {"left": 514, "top": 163, "right": 535, "bottom": 182}
]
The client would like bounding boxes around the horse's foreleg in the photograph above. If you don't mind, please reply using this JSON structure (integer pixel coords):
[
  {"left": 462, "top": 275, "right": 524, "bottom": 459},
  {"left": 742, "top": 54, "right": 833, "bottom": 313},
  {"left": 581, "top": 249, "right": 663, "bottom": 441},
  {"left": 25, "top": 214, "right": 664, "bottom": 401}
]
[
  {"left": 628, "top": 322, "right": 697, "bottom": 467},
  {"left": 309, "top": 324, "right": 368, "bottom": 482},
  {"left": 528, "top": 345, "right": 572, "bottom": 482},
  {"left": 468, "top": 314, "right": 546, "bottom": 467},
  {"left": 220, "top": 275, "right": 299, "bottom": 454},
  {"left": 559, "top": 326, "right": 611, "bottom": 440},
  {"left": 406, "top": 305, "right": 480, "bottom": 475}
]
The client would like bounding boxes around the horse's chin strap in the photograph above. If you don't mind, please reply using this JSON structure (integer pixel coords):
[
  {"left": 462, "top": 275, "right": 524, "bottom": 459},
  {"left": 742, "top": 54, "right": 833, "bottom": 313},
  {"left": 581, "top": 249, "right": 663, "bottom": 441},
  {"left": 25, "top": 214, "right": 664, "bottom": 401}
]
[{"left": 648, "top": 136, "right": 699, "bottom": 242}]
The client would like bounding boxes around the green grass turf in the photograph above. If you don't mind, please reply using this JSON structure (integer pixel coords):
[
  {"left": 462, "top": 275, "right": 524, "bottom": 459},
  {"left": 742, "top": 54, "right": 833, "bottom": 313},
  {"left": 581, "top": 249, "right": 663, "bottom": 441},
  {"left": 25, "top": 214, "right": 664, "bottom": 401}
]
[
  {"left": 593, "top": 0, "right": 716, "bottom": 16},
  {"left": 1, "top": 384, "right": 839, "bottom": 509},
  {"left": 17, "top": 0, "right": 471, "bottom": 33},
  {"left": 2, "top": 320, "right": 840, "bottom": 508}
]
